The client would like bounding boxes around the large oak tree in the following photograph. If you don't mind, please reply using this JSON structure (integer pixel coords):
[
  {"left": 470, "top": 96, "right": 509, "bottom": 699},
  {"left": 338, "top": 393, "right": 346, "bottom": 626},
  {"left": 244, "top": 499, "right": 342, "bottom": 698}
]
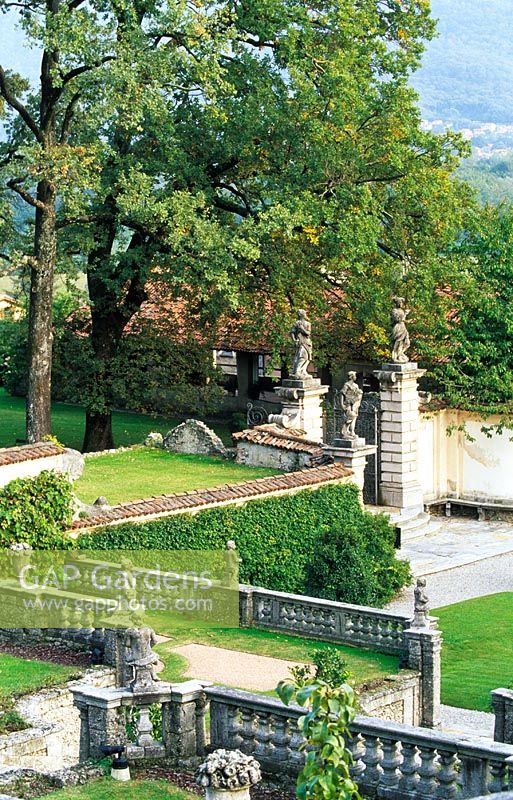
[{"left": 1, "top": 0, "right": 472, "bottom": 448}]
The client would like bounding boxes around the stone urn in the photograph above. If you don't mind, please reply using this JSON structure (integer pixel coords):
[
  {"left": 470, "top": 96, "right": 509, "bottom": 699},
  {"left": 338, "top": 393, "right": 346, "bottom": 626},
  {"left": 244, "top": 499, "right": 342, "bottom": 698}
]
[{"left": 196, "top": 749, "right": 262, "bottom": 800}]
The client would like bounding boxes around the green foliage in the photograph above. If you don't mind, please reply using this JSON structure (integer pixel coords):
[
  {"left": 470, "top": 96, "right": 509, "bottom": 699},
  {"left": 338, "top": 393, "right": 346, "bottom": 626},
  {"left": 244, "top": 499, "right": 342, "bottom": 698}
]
[
  {"left": 306, "top": 510, "right": 410, "bottom": 607},
  {"left": 459, "top": 155, "right": 513, "bottom": 206},
  {"left": 78, "top": 484, "right": 409, "bottom": 606},
  {"left": 0, "top": 471, "right": 73, "bottom": 548},
  {"left": 422, "top": 205, "right": 513, "bottom": 418},
  {"left": 277, "top": 678, "right": 360, "bottom": 800},
  {"left": 291, "top": 647, "right": 352, "bottom": 689},
  {"left": 52, "top": 316, "right": 224, "bottom": 417}
]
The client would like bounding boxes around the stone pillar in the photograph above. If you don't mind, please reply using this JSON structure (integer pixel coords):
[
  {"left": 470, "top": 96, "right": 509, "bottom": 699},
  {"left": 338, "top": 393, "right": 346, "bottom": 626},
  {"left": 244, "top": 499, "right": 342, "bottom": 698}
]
[
  {"left": 324, "top": 441, "right": 377, "bottom": 502},
  {"left": 239, "top": 585, "right": 253, "bottom": 628},
  {"left": 271, "top": 378, "right": 329, "bottom": 443},
  {"left": 72, "top": 690, "right": 128, "bottom": 759},
  {"left": 404, "top": 622, "right": 442, "bottom": 729},
  {"left": 491, "top": 688, "right": 513, "bottom": 743},
  {"left": 103, "top": 628, "right": 128, "bottom": 687},
  {"left": 163, "top": 680, "right": 209, "bottom": 759},
  {"left": 374, "top": 363, "right": 426, "bottom": 510}
]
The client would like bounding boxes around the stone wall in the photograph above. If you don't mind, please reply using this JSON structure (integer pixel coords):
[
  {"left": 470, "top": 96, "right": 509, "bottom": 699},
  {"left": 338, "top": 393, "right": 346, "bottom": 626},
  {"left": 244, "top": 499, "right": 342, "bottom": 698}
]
[
  {"left": 0, "top": 443, "right": 84, "bottom": 489},
  {"left": 418, "top": 409, "right": 513, "bottom": 506},
  {"left": 0, "top": 668, "right": 114, "bottom": 771},
  {"left": 235, "top": 441, "right": 313, "bottom": 471}
]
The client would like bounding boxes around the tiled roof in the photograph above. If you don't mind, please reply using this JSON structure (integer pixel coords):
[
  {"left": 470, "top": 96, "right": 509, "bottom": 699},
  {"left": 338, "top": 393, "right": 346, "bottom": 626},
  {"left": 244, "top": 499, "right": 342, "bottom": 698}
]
[
  {"left": 0, "top": 442, "right": 64, "bottom": 466},
  {"left": 71, "top": 463, "right": 352, "bottom": 532},
  {"left": 233, "top": 425, "right": 327, "bottom": 455}
]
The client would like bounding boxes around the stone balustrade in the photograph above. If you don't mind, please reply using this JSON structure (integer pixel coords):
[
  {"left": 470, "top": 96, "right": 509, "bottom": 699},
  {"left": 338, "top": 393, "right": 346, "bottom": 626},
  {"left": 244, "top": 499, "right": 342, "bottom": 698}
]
[
  {"left": 240, "top": 585, "right": 412, "bottom": 655},
  {"left": 206, "top": 686, "right": 513, "bottom": 799}
]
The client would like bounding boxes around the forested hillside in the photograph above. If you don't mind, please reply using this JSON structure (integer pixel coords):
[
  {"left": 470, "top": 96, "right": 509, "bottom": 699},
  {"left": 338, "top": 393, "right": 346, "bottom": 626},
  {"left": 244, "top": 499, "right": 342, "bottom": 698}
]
[{"left": 413, "top": 0, "right": 513, "bottom": 127}]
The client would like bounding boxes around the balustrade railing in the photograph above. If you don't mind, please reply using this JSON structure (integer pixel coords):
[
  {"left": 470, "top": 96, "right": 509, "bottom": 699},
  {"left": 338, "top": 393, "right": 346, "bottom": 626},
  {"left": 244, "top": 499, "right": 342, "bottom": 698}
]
[
  {"left": 240, "top": 585, "right": 412, "bottom": 655},
  {"left": 206, "top": 686, "right": 513, "bottom": 799}
]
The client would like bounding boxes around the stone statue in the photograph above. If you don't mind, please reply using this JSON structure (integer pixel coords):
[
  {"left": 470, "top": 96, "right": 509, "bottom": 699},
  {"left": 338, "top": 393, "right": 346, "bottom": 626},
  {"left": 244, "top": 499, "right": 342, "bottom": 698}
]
[
  {"left": 290, "top": 309, "right": 313, "bottom": 380},
  {"left": 414, "top": 577, "right": 430, "bottom": 627},
  {"left": 124, "top": 626, "right": 159, "bottom": 693},
  {"left": 335, "top": 372, "right": 363, "bottom": 440},
  {"left": 391, "top": 296, "right": 411, "bottom": 364}
]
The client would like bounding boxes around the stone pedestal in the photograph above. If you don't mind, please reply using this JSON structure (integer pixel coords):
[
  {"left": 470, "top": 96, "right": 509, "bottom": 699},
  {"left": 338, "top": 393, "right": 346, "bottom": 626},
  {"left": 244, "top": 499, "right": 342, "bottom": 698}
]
[
  {"left": 405, "top": 621, "right": 442, "bottom": 729},
  {"left": 492, "top": 688, "right": 513, "bottom": 743},
  {"left": 324, "top": 441, "right": 377, "bottom": 500},
  {"left": 374, "top": 363, "right": 426, "bottom": 511},
  {"left": 273, "top": 378, "right": 329, "bottom": 443}
]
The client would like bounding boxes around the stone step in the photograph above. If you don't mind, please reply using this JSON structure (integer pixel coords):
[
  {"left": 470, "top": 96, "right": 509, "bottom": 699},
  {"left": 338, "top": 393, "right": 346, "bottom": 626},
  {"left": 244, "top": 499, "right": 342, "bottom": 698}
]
[
  {"left": 366, "top": 505, "right": 443, "bottom": 541},
  {"left": 400, "top": 518, "right": 443, "bottom": 542}
]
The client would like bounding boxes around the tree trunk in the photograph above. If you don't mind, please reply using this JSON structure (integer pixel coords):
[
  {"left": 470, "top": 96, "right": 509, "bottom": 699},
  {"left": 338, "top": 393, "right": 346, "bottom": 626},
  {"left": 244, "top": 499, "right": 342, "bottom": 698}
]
[
  {"left": 26, "top": 180, "right": 57, "bottom": 443},
  {"left": 83, "top": 411, "right": 115, "bottom": 452}
]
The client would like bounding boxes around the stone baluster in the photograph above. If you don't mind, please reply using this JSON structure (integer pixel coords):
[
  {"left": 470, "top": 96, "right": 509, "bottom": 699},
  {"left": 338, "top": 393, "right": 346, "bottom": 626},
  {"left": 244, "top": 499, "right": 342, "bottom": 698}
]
[
  {"left": 347, "top": 732, "right": 366, "bottom": 783},
  {"left": 398, "top": 741, "right": 420, "bottom": 795},
  {"left": 489, "top": 759, "right": 508, "bottom": 794},
  {"left": 436, "top": 749, "right": 459, "bottom": 799},
  {"left": 379, "top": 736, "right": 401, "bottom": 795},
  {"left": 272, "top": 715, "right": 292, "bottom": 766},
  {"left": 136, "top": 704, "right": 154, "bottom": 747},
  {"left": 362, "top": 735, "right": 383, "bottom": 789},
  {"left": 239, "top": 707, "right": 257, "bottom": 753},
  {"left": 254, "top": 712, "right": 273, "bottom": 761},
  {"left": 416, "top": 744, "right": 439, "bottom": 796},
  {"left": 195, "top": 693, "right": 208, "bottom": 756},
  {"left": 226, "top": 705, "right": 244, "bottom": 749}
]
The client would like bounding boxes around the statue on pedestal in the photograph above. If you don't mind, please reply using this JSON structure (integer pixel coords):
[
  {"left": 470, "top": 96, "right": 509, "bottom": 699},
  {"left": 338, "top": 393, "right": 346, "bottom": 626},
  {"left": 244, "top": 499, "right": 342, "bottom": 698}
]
[
  {"left": 335, "top": 372, "right": 363, "bottom": 440},
  {"left": 290, "top": 309, "right": 312, "bottom": 380},
  {"left": 124, "top": 626, "right": 159, "bottom": 693},
  {"left": 414, "top": 577, "right": 430, "bottom": 627},
  {"left": 391, "top": 296, "right": 411, "bottom": 364}
]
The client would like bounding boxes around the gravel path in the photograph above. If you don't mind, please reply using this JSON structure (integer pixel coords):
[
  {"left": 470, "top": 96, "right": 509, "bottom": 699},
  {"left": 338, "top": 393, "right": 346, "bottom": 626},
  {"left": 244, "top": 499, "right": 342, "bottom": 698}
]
[
  {"left": 171, "top": 643, "right": 302, "bottom": 691},
  {"left": 387, "top": 550, "right": 513, "bottom": 614}
]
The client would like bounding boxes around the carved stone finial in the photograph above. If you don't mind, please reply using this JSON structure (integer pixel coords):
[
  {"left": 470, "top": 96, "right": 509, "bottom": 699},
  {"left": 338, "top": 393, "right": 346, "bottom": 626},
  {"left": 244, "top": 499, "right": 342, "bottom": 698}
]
[
  {"left": 391, "top": 296, "right": 411, "bottom": 364},
  {"left": 335, "top": 372, "right": 363, "bottom": 440},
  {"left": 290, "top": 309, "right": 313, "bottom": 380},
  {"left": 413, "top": 577, "right": 430, "bottom": 627},
  {"left": 197, "top": 749, "right": 262, "bottom": 793}
]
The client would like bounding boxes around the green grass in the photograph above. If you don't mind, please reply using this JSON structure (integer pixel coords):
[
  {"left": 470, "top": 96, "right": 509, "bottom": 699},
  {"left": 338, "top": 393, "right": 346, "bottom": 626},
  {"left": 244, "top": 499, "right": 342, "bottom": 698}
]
[
  {"left": 0, "top": 653, "right": 79, "bottom": 734},
  {"left": 435, "top": 592, "right": 513, "bottom": 711},
  {"left": 154, "top": 624, "right": 400, "bottom": 690},
  {"left": 18, "top": 778, "right": 196, "bottom": 799},
  {"left": 74, "top": 448, "right": 279, "bottom": 504},
  {"left": 0, "top": 653, "right": 77, "bottom": 697},
  {"left": 0, "top": 388, "right": 232, "bottom": 451}
]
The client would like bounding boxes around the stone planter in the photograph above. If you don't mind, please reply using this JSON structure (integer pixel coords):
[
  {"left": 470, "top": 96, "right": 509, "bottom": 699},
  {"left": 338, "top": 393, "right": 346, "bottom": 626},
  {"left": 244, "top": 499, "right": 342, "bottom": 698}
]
[
  {"left": 206, "top": 786, "right": 251, "bottom": 800},
  {"left": 197, "top": 749, "right": 261, "bottom": 800}
]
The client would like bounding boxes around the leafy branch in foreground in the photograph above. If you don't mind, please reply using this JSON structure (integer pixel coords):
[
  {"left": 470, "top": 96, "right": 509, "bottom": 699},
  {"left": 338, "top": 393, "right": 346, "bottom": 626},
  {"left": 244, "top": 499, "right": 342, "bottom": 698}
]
[{"left": 276, "top": 678, "right": 360, "bottom": 800}]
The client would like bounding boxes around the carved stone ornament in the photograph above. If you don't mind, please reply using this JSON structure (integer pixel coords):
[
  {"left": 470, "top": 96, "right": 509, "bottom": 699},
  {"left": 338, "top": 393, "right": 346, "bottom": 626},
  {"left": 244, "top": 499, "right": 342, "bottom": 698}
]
[{"left": 290, "top": 309, "right": 313, "bottom": 380}]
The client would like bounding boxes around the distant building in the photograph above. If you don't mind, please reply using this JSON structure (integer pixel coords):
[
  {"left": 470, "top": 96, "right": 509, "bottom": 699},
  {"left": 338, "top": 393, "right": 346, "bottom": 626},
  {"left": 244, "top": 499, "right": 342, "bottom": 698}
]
[{"left": 0, "top": 292, "right": 22, "bottom": 321}]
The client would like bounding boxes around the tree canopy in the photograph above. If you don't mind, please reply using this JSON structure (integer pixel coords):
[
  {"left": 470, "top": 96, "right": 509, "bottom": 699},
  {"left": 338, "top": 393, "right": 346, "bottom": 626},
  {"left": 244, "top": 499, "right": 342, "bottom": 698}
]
[{"left": 1, "top": 0, "right": 475, "bottom": 447}]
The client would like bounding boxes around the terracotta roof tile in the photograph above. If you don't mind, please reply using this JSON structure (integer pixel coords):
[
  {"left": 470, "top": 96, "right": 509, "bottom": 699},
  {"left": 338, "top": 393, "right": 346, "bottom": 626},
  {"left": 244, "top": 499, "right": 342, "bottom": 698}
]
[
  {"left": 71, "top": 463, "right": 352, "bottom": 532},
  {"left": 0, "top": 442, "right": 64, "bottom": 467},
  {"left": 233, "top": 425, "right": 327, "bottom": 456}
]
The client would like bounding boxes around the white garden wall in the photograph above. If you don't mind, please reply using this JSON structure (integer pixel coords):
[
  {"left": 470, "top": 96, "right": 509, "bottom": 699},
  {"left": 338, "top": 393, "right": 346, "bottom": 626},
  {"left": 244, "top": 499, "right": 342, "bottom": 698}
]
[{"left": 418, "top": 409, "right": 513, "bottom": 504}]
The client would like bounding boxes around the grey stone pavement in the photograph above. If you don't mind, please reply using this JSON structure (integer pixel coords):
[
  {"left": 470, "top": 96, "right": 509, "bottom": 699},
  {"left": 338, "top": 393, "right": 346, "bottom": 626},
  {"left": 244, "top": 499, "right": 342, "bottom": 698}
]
[{"left": 385, "top": 516, "right": 513, "bottom": 740}]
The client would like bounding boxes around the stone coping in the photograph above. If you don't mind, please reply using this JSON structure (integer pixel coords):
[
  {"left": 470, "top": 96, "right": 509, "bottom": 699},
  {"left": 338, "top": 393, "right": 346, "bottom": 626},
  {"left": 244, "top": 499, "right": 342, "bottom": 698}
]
[
  {"left": 233, "top": 425, "right": 326, "bottom": 454},
  {"left": 71, "top": 463, "right": 352, "bottom": 532},
  {"left": 0, "top": 442, "right": 63, "bottom": 466}
]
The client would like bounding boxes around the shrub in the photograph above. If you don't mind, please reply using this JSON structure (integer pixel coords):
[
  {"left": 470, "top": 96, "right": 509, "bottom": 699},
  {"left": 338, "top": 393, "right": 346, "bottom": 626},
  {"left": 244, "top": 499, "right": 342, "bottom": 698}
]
[
  {"left": 305, "top": 510, "right": 411, "bottom": 607},
  {"left": 78, "top": 483, "right": 409, "bottom": 606},
  {"left": 313, "top": 648, "right": 352, "bottom": 687},
  {"left": 0, "top": 471, "right": 74, "bottom": 548}
]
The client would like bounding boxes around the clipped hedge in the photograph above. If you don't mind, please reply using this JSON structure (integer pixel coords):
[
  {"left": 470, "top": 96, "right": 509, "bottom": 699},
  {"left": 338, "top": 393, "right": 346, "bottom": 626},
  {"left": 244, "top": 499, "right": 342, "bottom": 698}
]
[
  {"left": 0, "top": 471, "right": 73, "bottom": 548},
  {"left": 78, "top": 483, "right": 410, "bottom": 606}
]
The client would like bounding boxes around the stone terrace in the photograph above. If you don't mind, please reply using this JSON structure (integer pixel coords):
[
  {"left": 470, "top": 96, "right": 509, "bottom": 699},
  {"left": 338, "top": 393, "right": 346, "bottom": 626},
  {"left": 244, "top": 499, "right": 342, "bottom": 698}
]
[{"left": 71, "top": 462, "right": 352, "bottom": 532}]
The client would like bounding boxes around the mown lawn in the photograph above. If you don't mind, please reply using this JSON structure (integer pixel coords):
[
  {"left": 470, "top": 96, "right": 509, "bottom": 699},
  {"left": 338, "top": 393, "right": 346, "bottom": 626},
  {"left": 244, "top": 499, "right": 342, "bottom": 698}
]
[
  {"left": 435, "top": 592, "right": 513, "bottom": 711},
  {"left": 24, "top": 778, "right": 196, "bottom": 799},
  {"left": 0, "top": 388, "right": 232, "bottom": 451},
  {"left": 74, "top": 447, "right": 279, "bottom": 504},
  {"left": 154, "top": 624, "right": 400, "bottom": 689},
  {"left": 0, "top": 653, "right": 77, "bottom": 697},
  {"left": 0, "top": 653, "right": 79, "bottom": 734}
]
